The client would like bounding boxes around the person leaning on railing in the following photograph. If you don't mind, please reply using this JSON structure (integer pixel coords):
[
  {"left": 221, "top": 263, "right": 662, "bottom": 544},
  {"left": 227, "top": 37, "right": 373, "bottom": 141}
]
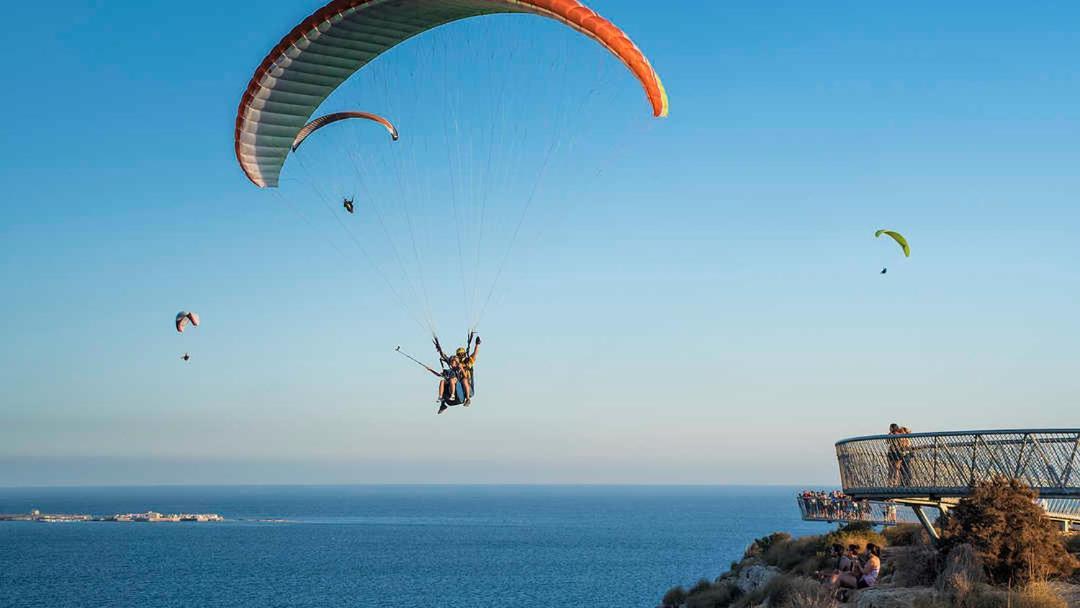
[{"left": 886, "top": 423, "right": 913, "bottom": 486}]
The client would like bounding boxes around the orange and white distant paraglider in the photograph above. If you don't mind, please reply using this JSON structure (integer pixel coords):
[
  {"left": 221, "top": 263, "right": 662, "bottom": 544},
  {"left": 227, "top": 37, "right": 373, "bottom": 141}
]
[{"left": 175, "top": 311, "right": 200, "bottom": 333}]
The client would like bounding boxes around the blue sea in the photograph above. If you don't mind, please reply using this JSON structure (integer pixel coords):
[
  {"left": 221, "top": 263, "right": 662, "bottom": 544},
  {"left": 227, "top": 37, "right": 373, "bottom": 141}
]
[{"left": 0, "top": 486, "right": 823, "bottom": 607}]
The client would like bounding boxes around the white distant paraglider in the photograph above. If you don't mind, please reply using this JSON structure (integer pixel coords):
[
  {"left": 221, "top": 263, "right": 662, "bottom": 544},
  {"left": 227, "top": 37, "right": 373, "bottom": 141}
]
[
  {"left": 175, "top": 312, "right": 201, "bottom": 363},
  {"left": 175, "top": 311, "right": 200, "bottom": 334}
]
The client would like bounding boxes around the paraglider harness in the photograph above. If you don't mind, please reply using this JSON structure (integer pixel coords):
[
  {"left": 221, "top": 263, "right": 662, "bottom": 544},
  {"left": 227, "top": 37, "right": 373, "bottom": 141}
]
[
  {"left": 433, "top": 334, "right": 476, "bottom": 406},
  {"left": 394, "top": 334, "right": 477, "bottom": 406}
]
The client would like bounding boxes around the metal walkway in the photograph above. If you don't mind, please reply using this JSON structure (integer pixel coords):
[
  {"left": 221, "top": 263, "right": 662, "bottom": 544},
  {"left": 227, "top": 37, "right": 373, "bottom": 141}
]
[{"left": 835, "top": 429, "right": 1080, "bottom": 535}]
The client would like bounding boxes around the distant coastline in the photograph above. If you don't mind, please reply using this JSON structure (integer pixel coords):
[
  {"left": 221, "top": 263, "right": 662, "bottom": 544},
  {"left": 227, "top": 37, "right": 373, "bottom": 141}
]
[{"left": 0, "top": 509, "right": 223, "bottom": 523}]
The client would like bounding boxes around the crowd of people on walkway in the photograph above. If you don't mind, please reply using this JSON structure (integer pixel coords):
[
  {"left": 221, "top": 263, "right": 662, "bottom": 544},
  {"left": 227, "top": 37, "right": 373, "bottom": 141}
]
[{"left": 797, "top": 490, "right": 898, "bottom": 524}]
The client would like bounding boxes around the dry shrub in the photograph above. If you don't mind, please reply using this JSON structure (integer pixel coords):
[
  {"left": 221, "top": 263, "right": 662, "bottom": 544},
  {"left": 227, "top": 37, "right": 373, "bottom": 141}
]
[
  {"left": 1015, "top": 582, "right": 1068, "bottom": 608},
  {"left": 661, "top": 585, "right": 687, "bottom": 607},
  {"left": 1065, "top": 534, "right": 1080, "bottom": 555},
  {"left": 883, "top": 523, "right": 932, "bottom": 547},
  {"left": 937, "top": 543, "right": 986, "bottom": 601},
  {"left": 760, "top": 575, "right": 834, "bottom": 608},
  {"left": 889, "top": 545, "right": 942, "bottom": 587},
  {"left": 731, "top": 575, "right": 831, "bottom": 608},
  {"left": 685, "top": 581, "right": 740, "bottom": 608},
  {"left": 939, "top": 477, "right": 1076, "bottom": 585}
]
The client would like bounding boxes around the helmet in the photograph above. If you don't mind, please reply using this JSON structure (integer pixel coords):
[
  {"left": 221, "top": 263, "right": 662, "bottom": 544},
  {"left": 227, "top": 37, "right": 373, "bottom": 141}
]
[{"left": 456, "top": 347, "right": 467, "bottom": 357}]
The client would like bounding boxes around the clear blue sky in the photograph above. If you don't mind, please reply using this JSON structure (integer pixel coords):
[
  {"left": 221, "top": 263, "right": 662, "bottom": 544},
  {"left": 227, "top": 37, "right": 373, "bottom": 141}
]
[{"left": 2, "top": 0, "right": 1078, "bottom": 486}]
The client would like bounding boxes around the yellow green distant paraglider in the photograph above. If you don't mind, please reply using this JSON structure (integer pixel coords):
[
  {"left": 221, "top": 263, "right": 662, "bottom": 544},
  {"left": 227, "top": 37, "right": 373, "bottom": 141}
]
[
  {"left": 875, "top": 230, "right": 909, "bottom": 274},
  {"left": 875, "top": 230, "right": 910, "bottom": 257}
]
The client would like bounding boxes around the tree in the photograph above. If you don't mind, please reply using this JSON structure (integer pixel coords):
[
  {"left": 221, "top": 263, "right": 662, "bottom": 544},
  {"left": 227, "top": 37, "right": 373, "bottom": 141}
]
[{"left": 939, "top": 476, "right": 1076, "bottom": 585}]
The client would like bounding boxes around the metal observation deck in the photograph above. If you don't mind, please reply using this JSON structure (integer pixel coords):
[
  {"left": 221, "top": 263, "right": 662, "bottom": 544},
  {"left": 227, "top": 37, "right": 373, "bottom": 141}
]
[{"left": 835, "top": 429, "right": 1080, "bottom": 535}]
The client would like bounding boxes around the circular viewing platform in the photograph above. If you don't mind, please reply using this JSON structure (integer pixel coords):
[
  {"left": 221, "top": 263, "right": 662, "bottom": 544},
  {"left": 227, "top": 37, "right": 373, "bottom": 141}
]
[{"left": 835, "top": 429, "right": 1080, "bottom": 500}]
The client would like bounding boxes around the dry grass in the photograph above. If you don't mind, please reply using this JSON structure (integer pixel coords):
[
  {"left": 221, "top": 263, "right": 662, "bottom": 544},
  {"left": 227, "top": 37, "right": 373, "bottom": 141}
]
[
  {"left": 962, "top": 584, "right": 1010, "bottom": 608},
  {"left": 1015, "top": 582, "right": 1068, "bottom": 608},
  {"left": 763, "top": 575, "right": 835, "bottom": 608},
  {"left": 912, "top": 595, "right": 954, "bottom": 608},
  {"left": 937, "top": 581, "right": 1069, "bottom": 608}
]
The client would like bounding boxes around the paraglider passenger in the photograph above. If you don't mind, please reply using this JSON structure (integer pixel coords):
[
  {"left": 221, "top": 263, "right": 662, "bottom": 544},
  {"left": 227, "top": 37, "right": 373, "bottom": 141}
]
[{"left": 437, "top": 357, "right": 464, "bottom": 414}]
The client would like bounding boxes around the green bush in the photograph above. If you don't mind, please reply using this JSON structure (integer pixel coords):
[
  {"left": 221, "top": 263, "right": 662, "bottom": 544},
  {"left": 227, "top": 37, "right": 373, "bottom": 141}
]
[
  {"left": 884, "top": 523, "right": 932, "bottom": 546},
  {"left": 687, "top": 579, "right": 712, "bottom": 596},
  {"left": 762, "top": 535, "right": 827, "bottom": 575},
  {"left": 939, "top": 477, "right": 1076, "bottom": 585},
  {"left": 661, "top": 585, "right": 687, "bottom": 607},
  {"left": 743, "top": 532, "right": 791, "bottom": 559}
]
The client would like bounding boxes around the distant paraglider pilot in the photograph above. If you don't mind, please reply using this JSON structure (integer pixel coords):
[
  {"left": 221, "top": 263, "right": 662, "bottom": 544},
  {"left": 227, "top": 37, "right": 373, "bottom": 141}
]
[
  {"left": 874, "top": 230, "right": 909, "bottom": 275},
  {"left": 176, "top": 311, "right": 200, "bottom": 362},
  {"left": 343, "top": 198, "right": 355, "bottom": 214}
]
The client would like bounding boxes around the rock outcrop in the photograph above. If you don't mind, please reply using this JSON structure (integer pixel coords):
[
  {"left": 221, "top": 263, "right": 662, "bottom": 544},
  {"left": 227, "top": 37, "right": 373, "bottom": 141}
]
[{"left": 732, "top": 563, "right": 780, "bottom": 595}]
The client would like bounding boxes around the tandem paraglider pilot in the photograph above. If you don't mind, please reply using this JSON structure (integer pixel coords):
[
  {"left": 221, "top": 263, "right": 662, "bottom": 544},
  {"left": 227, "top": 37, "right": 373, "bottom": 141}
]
[{"left": 434, "top": 334, "right": 480, "bottom": 415}]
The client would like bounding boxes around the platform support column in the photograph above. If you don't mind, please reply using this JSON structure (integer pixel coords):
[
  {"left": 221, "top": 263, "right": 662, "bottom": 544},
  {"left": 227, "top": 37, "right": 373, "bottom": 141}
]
[{"left": 913, "top": 505, "right": 940, "bottom": 541}]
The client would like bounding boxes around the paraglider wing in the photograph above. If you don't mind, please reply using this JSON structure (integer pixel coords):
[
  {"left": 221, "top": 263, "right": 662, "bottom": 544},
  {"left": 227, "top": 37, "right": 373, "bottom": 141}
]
[
  {"left": 176, "top": 311, "right": 199, "bottom": 333},
  {"left": 292, "top": 112, "right": 399, "bottom": 152},
  {"left": 874, "top": 230, "right": 910, "bottom": 257},
  {"left": 235, "top": 0, "right": 669, "bottom": 188}
]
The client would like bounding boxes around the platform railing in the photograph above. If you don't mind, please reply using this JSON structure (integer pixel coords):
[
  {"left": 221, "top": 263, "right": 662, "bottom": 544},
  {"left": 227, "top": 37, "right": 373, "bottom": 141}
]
[{"left": 836, "top": 429, "right": 1080, "bottom": 499}]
